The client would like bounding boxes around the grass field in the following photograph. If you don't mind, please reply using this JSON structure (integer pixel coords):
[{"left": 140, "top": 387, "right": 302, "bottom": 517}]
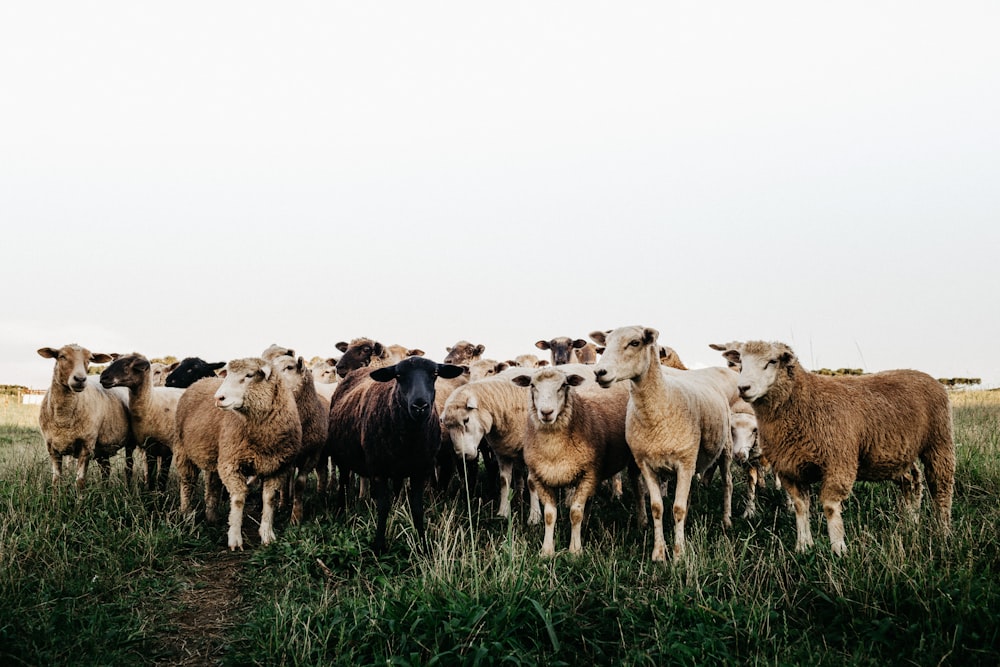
[{"left": 1, "top": 392, "right": 998, "bottom": 666}]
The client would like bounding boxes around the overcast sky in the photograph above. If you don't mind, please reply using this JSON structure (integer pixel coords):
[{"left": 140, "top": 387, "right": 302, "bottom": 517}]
[{"left": 2, "top": 2, "right": 998, "bottom": 390}]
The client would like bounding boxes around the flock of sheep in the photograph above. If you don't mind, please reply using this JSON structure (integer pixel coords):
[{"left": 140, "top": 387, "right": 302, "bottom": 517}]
[{"left": 35, "top": 327, "right": 956, "bottom": 561}]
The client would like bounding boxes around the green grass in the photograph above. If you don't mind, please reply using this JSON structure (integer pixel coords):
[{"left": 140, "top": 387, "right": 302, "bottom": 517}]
[{"left": 1, "top": 394, "right": 999, "bottom": 666}]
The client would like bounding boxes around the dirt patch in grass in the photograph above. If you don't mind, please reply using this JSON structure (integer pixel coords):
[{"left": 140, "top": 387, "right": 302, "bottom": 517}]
[{"left": 153, "top": 550, "right": 248, "bottom": 666}]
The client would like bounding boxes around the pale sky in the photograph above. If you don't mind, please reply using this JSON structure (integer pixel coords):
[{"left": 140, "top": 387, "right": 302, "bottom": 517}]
[{"left": 3, "top": 2, "right": 998, "bottom": 391}]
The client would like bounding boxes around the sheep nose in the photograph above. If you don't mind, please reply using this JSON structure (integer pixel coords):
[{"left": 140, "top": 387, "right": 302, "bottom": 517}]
[
  {"left": 540, "top": 408, "right": 554, "bottom": 420},
  {"left": 738, "top": 385, "right": 751, "bottom": 396},
  {"left": 594, "top": 368, "right": 606, "bottom": 379},
  {"left": 412, "top": 400, "right": 430, "bottom": 414},
  {"left": 73, "top": 374, "right": 87, "bottom": 384}
]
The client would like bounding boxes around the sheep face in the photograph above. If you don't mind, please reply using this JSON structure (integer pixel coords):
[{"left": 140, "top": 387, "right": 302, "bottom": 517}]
[
  {"left": 443, "top": 341, "right": 486, "bottom": 366},
  {"left": 149, "top": 361, "right": 176, "bottom": 386},
  {"left": 512, "top": 369, "right": 587, "bottom": 425},
  {"left": 335, "top": 338, "right": 386, "bottom": 378},
  {"left": 314, "top": 358, "right": 340, "bottom": 384},
  {"left": 214, "top": 358, "right": 272, "bottom": 411},
  {"left": 370, "top": 356, "right": 464, "bottom": 422},
  {"left": 468, "top": 359, "right": 508, "bottom": 382},
  {"left": 536, "top": 337, "right": 587, "bottom": 366},
  {"left": 441, "top": 394, "right": 488, "bottom": 461},
  {"left": 731, "top": 411, "right": 759, "bottom": 463},
  {"left": 38, "top": 344, "right": 114, "bottom": 393},
  {"left": 590, "top": 326, "right": 658, "bottom": 389},
  {"left": 709, "top": 342, "right": 743, "bottom": 371},
  {"left": 100, "top": 354, "right": 150, "bottom": 390},
  {"left": 272, "top": 355, "right": 309, "bottom": 393},
  {"left": 262, "top": 344, "right": 295, "bottom": 362},
  {"left": 165, "top": 357, "right": 225, "bottom": 388},
  {"left": 734, "top": 342, "right": 795, "bottom": 404}
]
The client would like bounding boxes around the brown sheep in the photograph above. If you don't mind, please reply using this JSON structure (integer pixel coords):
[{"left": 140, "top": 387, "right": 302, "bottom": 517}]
[
  {"left": 511, "top": 368, "right": 640, "bottom": 556},
  {"left": 726, "top": 340, "right": 955, "bottom": 555},
  {"left": 174, "top": 357, "right": 302, "bottom": 551},
  {"left": 37, "top": 344, "right": 135, "bottom": 490},
  {"left": 443, "top": 340, "right": 487, "bottom": 366}
]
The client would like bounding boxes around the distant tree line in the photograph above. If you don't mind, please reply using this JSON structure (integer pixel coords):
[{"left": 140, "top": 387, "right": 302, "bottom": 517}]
[{"left": 813, "top": 368, "right": 981, "bottom": 388}]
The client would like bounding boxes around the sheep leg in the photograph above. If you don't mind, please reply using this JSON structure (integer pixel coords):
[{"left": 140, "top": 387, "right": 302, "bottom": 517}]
[
  {"left": 260, "top": 474, "right": 282, "bottom": 545},
  {"left": 176, "top": 457, "right": 198, "bottom": 517},
  {"left": 527, "top": 473, "right": 542, "bottom": 525},
  {"left": 638, "top": 462, "right": 668, "bottom": 562},
  {"left": 568, "top": 477, "right": 597, "bottom": 554},
  {"left": 75, "top": 451, "right": 92, "bottom": 491},
  {"left": 536, "top": 483, "right": 559, "bottom": 557},
  {"left": 819, "top": 478, "right": 851, "bottom": 556},
  {"left": 219, "top": 467, "right": 248, "bottom": 551},
  {"left": 672, "top": 467, "right": 695, "bottom": 561},
  {"left": 406, "top": 475, "right": 428, "bottom": 554},
  {"left": 610, "top": 472, "right": 623, "bottom": 499},
  {"left": 315, "top": 457, "right": 330, "bottom": 495},
  {"left": 156, "top": 452, "right": 172, "bottom": 493},
  {"left": 291, "top": 468, "right": 307, "bottom": 525},
  {"left": 895, "top": 463, "right": 923, "bottom": 523},
  {"left": 783, "top": 479, "right": 813, "bottom": 552},
  {"left": 630, "top": 463, "right": 648, "bottom": 529},
  {"left": 205, "top": 472, "right": 223, "bottom": 525},
  {"left": 497, "top": 458, "right": 514, "bottom": 518},
  {"left": 719, "top": 451, "right": 733, "bottom": 530},
  {"left": 742, "top": 465, "right": 759, "bottom": 519},
  {"left": 48, "top": 449, "right": 63, "bottom": 487},
  {"left": 143, "top": 450, "right": 157, "bottom": 492},
  {"left": 372, "top": 476, "right": 391, "bottom": 556},
  {"left": 922, "top": 446, "right": 955, "bottom": 535}
]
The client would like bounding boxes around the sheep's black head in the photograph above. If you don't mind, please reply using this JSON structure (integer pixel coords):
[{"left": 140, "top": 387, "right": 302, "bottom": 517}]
[
  {"left": 371, "top": 356, "right": 464, "bottom": 421},
  {"left": 165, "top": 357, "right": 226, "bottom": 388},
  {"left": 336, "top": 338, "right": 386, "bottom": 378},
  {"left": 100, "top": 354, "right": 150, "bottom": 390}
]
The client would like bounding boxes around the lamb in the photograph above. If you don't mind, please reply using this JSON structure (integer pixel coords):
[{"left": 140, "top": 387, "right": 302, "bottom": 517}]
[
  {"left": 326, "top": 356, "right": 464, "bottom": 554},
  {"left": 165, "top": 357, "right": 226, "bottom": 388},
  {"left": 174, "top": 357, "right": 302, "bottom": 550},
  {"left": 510, "top": 368, "right": 640, "bottom": 556},
  {"left": 725, "top": 340, "right": 955, "bottom": 555},
  {"left": 271, "top": 354, "right": 330, "bottom": 521},
  {"left": 99, "top": 353, "right": 185, "bottom": 491},
  {"left": 443, "top": 340, "right": 487, "bottom": 366},
  {"left": 440, "top": 364, "right": 599, "bottom": 523},
  {"left": 590, "top": 326, "right": 736, "bottom": 562},
  {"left": 37, "top": 344, "right": 136, "bottom": 490},
  {"left": 536, "top": 337, "right": 589, "bottom": 366}
]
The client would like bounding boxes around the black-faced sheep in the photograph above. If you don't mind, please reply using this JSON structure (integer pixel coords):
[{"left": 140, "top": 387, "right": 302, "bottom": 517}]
[
  {"left": 590, "top": 326, "right": 736, "bottom": 562},
  {"left": 511, "top": 368, "right": 639, "bottom": 556},
  {"left": 334, "top": 337, "right": 392, "bottom": 378},
  {"left": 326, "top": 356, "right": 464, "bottom": 555},
  {"left": 99, "top": 353, "right": 185, "bottom": 491},
  {"left": 37, "top": 344, "right": 135, "bottom": 490},
  {"left": 725, "top": 340, "right": 955, "bottom": 555},
  {"left": 165, "top": 357, "right": 226, "bottom": 388},
  {"left": 174, "top": 357, "right": 302, "bottom": 550}
]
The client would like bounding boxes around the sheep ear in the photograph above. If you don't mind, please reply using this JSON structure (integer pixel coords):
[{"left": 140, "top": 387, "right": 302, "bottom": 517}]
[
  {"left": 589, "top": 330, "right": 608, "bottom": 345},
  {"left": 538, "top": 360, "right": 549, "bottom": 367},
  {"left": 511, "top": 374, "right": 532, "bottom": 387},
  {"left": 475, "top": 344, "right": 486, "bottom": 356},
  {"left": 642, "top": 328, "right": 659, "bottom": 346},
  {"left": 134, "top": 357, "right": 151, "bottom": 372},
  {"left": 708, "top": 343, "right": 726, "bottom": 351},
  {"left": 438, "top": 364, "right": 465, "bottom": 380},
  {"left": 259, "top": 364, "right": 272, "bottom": 380},
  {"left": 466, "top": 395, "right": 478, "bottom": 410},
  {"left": 38, "top": 347, "right": 59, "bottom": 359},
  {"left": 566, "top": 374, "right": 586, "bottom": 387},
  {"left": 90, "top": 353, "right": 114, "bottom": 364},
  {"left": 373, "top": 342, "right": 385, "bottom": 356},
  {"left": 535, "top": 340, "right": 550, "bottom": 351},
  {"left": 410, "top": 349, "right": 425, "bottom": 357},
  {"left": 496, "top": 362, "right": 509, "bottom": 372},
  {"left": 297, "top": 356, "right": 306, "bottom": 371},
  {"left": 166, "top": 362, "right": 180, "bottom": 372},
  {"left": 779, "top": 349, "right": 795, "bottom": 366},
  {"left": 572, "top": 339, "right": 587, "bottom": 349},
  {"left": 723, "top": 350, "right": 742, "bottom": 365},
  {"left": 209, "top": 362, "right": 226, "bottom": 372},
  {"left": 218, "top": 368, "right": 229, "bottom": 378},
  {"left": 370, "top": 365, "right": 397, "bottom": 382},
  {"left": 595, "top": 346, "right": 605, "bottom": 355},
  {"left": 335, "top": 341, "right": 349, "bottom": 353}
]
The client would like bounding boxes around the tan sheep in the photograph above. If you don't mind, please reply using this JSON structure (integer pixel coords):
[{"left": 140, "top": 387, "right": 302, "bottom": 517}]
[
  {"left": 726, "top": 340, "right": 955, "bottom": 555},
  {"left": 511, "top": 368, "right": 640, "bottom": 556},
  {"left": 468, "top": 359, "right": 510, "bottom": 382},
  {"left": 443, "top": 340, "right": 487, "bottom": 366},
  {"left": 149, "top": 361, "right": 177, "bottom": 387},
  {"left": 591, "top": 326, "right": 736, "bottom": 562},
  {"left": 174, "top": 357, "right": 302, "bottom": 550},
  {"left": 99, "top": 353, "right": 185, "bottom": 491},
  {"left": 37, "top": 344, "right": 135, "bottom": 490}
]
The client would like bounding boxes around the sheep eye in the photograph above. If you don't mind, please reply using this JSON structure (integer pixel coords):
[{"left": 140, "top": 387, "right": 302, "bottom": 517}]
[{"left": 766, "top": 359, "right": 777, "bottom": 368}]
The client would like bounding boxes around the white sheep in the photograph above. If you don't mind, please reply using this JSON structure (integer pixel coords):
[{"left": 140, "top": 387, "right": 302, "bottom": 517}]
[
  {"left": 174, "top": 357, "right": 302, "bottom": 550},
  {"left": 467, "top": 359, "right": 509, "bottom": 382},
  {"left": 590, "top": 326, "right": 736, "bottom": 562},
  {"left": 99, "top": 353, "right": 185, "bottom": 491},
  {"left": 511, "top": 367, "right": 640, "bottom": 556},
  {"left": 37, "top": 344, "right": 135, "bottom": 490},
  {"left": 149, "top": 361, "right": 177, "bottom": 387},
  {"left": 725, "top": 340, "right": 955, "bottom": 555}
]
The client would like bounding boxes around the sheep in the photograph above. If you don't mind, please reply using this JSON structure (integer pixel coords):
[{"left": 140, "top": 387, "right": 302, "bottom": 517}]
[
  {"left": 659, "top": 345, "right": 688, "bottom": 370},
  {"left": 326, "top": 356, "right": 465, "bottom": 555},
  {"left": 174, "top": 357, "right": 302, "bottom": 551},
  {"left": 590, "top": 326, "right": 736, "bottom": 562},
  {"left": 37, "top": 344, "right": 136, "bottom": 490},
  {"left": 386, "top": 344, "right": 425, "bottom": 363},
  {"left": 271, "top": 354, "right": 330, "bottom": 522},
  {"left": 725, "top": 340, "right": 955, "bottom": 555},
  {"left": 165, "top": 357, "right": 226, "bottom": 388},
  {"left": 149, "top": 361, "right": 177, "bottom": 387},
  {"left": 440, "top": 364, "right": 599, "bottom": 523},
  {"left": 334, "top": 337, "right": 393, "bottom": 378},
  {"left": 536, "top": 337, "right": 588, "bottom": 366},
  {"left": 507, "top": 354, "right": 548, "bottom": 368},
  {"left": 468, "top": 359, "right": 509, "bottom": 382},
  {"left": 574, "top": 342, "right": 600, "bottom": 364},
  {"left": 443, "top": 340, "right": 487, "bottom": 366},
  {"left": 99, "top": 353, "right": 185, "bottom": 491},
  {"left": 510, "top": 367, "right": 640, "bottom": 556}
]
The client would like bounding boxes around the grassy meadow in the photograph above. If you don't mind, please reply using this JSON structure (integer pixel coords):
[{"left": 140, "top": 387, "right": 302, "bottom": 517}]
[{"left": 1, "top": 392, "right": 998, "bottom": 666}]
